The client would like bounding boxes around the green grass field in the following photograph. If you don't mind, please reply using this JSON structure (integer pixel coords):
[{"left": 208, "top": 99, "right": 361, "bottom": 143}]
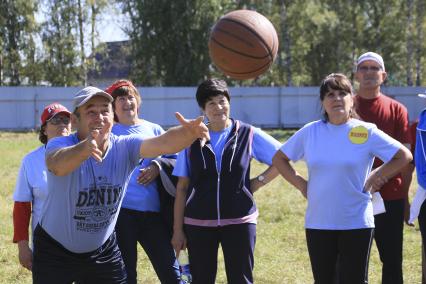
[{"left": 0, "top": 131, "right": 423, "bottom": 283}]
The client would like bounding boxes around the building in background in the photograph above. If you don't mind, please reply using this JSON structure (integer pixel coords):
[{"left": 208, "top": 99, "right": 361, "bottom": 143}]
[{"left": 87, "top": 40, "right": 131, "bottom": 86}]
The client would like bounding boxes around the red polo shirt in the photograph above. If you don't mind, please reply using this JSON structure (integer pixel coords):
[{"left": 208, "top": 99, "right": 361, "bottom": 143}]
[{"left": 354, "top": 94, "right": 411, "bottom": 200}]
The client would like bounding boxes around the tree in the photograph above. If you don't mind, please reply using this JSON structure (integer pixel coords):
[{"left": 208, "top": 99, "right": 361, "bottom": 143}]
[
  {"left": 278, "top": 0, "right": 293, "bottom": 86},
  {"left": 406, "top": 0, "right": 414, "bottom": 86},
  {"left": 1, "top": 0, "right": 423, "bottom": 87},
  {"left": 0, "top": 0, "right": 38, "bottom": 85},
  {"left": 415, "top": 0, "right": 425, "bottom": 86},
  {"left": 40, "top": 0, "right": 110, "bottom": 86},
  {"left": 0, "top": 2, "right": 5, "bottom": 85},
  {"left": 86, "top": 0, "right": 110, "bottom": 77},
  {"left": 355, "top": 0, "right": 407, "bottom": 85},
  {"left": 121, "top": 0, "right": 237, "bottom": 86},
  {"left": 77, "top": 0, "right": 87, "bottom": 85},
  {"left": 41, "top": 0, "right": 81, "bottom": 86},
  {"left": 21, "top": 34, "right": 44, "bottom": 85}
]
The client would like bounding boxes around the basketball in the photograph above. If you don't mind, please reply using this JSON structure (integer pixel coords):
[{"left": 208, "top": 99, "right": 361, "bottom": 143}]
[{"left": 208, "top": 10, "right": 279, "bottom": 80}]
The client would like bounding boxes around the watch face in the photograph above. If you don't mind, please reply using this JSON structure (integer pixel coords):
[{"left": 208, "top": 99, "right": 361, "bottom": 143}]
[{"left": 258, "top": 175, "right": 265, "bottom": 182}]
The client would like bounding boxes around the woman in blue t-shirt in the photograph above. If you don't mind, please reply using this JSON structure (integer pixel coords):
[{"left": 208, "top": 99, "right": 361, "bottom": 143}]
[
  {"left": 106, "top": 80, "right": 180, "bottom": 284},
  {"left": 272, "top": 73, "right": 412, "bottom": 284},
  {"left": 13, "top": 103, "right": 71, "bottom": 271},
  {"left": 172, "top": 78, "right": 280, "bottom": 284}
]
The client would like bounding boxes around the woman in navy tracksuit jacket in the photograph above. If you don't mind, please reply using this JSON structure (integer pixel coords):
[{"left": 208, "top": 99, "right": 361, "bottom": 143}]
[{"left": 172, "top": 78, "right": 280, "bottom": 284}]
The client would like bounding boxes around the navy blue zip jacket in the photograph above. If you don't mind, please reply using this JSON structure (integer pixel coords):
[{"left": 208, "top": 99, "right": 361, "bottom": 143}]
[{"left": 184, "top": 120, "right": 258, "bottom": 226}]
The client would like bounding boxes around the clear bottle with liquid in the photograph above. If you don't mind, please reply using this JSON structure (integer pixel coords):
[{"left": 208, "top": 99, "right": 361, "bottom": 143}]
[{"left": 178, "top": 249, "right": 192, "bottom": 284}]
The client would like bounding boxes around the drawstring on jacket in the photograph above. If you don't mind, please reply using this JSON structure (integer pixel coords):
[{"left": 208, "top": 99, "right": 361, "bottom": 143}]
[
  {"left": 229, "top": 133, "right": 238, "bottom": 172},
  {"left": 200, "top": 142, "right": 207, "bottom": 169}
]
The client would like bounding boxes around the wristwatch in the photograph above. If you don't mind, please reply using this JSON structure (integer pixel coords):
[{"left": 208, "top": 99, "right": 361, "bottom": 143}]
[{"left": 257, "top": 175, "right": 266, "bottom": 185}]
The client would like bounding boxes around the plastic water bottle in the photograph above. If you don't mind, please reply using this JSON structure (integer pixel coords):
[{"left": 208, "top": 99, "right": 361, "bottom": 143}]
[{"left": 178, "top": 250, "right": 192, "bottom": 284}]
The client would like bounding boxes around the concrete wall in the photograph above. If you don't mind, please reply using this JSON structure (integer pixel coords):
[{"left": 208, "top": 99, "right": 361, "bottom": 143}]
[{"left": 1, "top": 86, "right": 425, "bottom": 130}]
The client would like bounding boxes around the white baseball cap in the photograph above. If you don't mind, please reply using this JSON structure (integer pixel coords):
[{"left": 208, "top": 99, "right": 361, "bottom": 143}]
[
  {"left": 73, "top": 86, "right": 113, "bottom": 111},
  {"left": 357, "top": 52, "right": 385, "bottom": 71}
]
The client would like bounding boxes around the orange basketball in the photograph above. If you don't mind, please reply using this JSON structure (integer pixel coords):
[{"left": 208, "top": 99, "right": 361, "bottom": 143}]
[{"left": 208, "top": 10, "right": 279, "bottom": 80}]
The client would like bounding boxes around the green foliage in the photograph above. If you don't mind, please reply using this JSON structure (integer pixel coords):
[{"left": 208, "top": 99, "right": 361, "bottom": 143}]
[
  {"left": 1, "top": 0, "right": 426, "bottom": 86},
  {"left": 41, "top": 0, "right": 82, "bottom": 86},
  {"left": 121, "top": 0, "right": 231, "bottom": 86},
  {"left": 0, "top": 0, "right": 38, "bottom": 85},
  {"left": 119, "top": 0, "right": 426, "bottom": 86}
]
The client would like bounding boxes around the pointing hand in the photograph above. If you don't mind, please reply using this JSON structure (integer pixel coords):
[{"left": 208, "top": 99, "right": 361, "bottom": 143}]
[{"left": 175, "top": 112, "right": 210, "bottom": 147}]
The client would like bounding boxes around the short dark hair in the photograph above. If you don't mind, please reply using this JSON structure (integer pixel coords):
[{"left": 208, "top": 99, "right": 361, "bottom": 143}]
[
  {"left": 38, "top": 123, "right": 48, "bottom": 144},
  {"left": 196, "top": 78, "right": 230, "bottom": 109},
  {"left": 319, "top": 73, "right": 358, "bottom": 121}
]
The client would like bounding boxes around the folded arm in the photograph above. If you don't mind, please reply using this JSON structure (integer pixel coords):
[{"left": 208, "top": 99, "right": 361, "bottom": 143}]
[{"left": 365, "top": 147, "right": 413, "bottom": 193}]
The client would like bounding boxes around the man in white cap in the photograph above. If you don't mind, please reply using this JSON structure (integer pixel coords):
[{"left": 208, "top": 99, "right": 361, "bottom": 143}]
[
  {"left": 31, "top": 86, "right": 209, "bottom": 284},
  {"left": 354, "top": 52, "right": 412, "bottom": 284}
]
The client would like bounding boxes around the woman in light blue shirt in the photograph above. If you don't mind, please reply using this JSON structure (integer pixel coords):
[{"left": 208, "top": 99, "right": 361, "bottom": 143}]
[
  {"left": 13, "top": 103, "right": 71, "bottom": 271},
  {"left": 106, "top": 80, "right": 180, "bottom": 284},
  {"left": 273, "top": 73, "right": 412, "bottom": 284}
]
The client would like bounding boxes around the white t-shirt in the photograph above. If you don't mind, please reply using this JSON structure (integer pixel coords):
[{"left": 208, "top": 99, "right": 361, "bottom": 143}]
[
  {"left": 41, "top": 133, "right": 143, "bottom": 253},
  {"left": 280, "top": 119, "right": 402, "bottom": 230},
  {"left": 13, "top": 146, "right": 47, "bottom": 235}
]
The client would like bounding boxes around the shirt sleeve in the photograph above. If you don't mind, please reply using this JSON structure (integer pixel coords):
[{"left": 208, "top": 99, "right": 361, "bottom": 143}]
[
  {"left": 13, "top": 202, "right": 31, "bottom": 243},
  {"left": 394, "top": 105, "right": 412, "bottom": 145},
  {"left": 158, "top": 126, "right": 178, "bottom": 159},
  {"left": 410, "top": 121, "right": 418, "bottom": 155},
  {"left": 173, "top": 149, "right": 190, "bottom": 177},
  {"left": 415, "top": 114, "right": 426, "bottom": 188},
  {"left": 155, "top": 124, "right": 166, "bottom": 136},
  {"left": 13, "top": 158, "right": 33, "bottom": 202},
  {"left": 123, "top": 134, "right": 145, "bottom": 167},
  {"left": 369, "top": 126, "right": 403, "bottom": 163},
  {"left": 252, "top": 127, "right": 281, "bottom": 165},
  {"left": 279, "top": 126, "right": 307, "bottom": 162},
  {"left": 45, "top": 135, "right": 71, "bottom": 154}
]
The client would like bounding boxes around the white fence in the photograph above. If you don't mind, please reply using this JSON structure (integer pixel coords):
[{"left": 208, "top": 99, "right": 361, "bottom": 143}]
[{"left": 1, "top": 86, "right": 425, "bottom": 130}]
